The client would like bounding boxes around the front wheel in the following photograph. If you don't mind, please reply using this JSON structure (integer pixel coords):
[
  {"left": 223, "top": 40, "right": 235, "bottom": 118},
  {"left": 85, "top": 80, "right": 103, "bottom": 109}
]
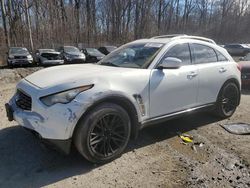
[
  {"left": 7, "top": 61, "right": 13, "bottom": 68},
  {"left": 215, "top": 82, "right": 240, "bottom": 118},
  {"left": 74, "top": 103, "right": 131, "bottom": 163}
]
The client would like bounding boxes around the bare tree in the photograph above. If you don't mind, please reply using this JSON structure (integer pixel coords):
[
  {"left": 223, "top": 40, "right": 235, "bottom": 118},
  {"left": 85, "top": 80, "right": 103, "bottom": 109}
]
[
  {"left": 1, "top": 0, "right": 250, "bottom": 53},
  {"left": 24, "top": 0, "right": 33, "bottom": 51},
  {"left": 1, "top": 0, "right": 10, "bottom": 47}
]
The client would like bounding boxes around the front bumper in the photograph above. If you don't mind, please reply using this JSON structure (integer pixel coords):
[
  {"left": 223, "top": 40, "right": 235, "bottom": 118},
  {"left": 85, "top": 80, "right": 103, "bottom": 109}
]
[
  {"left": 9, "top": 59, "right": 33, "bottom": 65},
  {"left": 6, "top": 79, "right": 86, "bottom": 143},
  {"left": 41, "top": 60, "right": 64, "bottom": 65},
  {"left": 5, "top": 102, "right": 71, "bottom": 153},
  {"left": 65, "top": 57, "right": 86, "bottom": 64}
]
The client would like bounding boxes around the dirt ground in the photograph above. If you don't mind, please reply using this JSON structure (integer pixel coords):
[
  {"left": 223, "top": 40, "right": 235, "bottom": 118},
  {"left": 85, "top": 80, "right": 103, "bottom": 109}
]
[{"left": 0, "top": 67, "right": 249, "bottom": 188}]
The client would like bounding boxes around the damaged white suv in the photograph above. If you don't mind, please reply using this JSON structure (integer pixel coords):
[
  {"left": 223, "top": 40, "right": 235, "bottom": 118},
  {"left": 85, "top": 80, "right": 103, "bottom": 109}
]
[{"left": 6, "top": 35, "right": 241, "bottom": 163}]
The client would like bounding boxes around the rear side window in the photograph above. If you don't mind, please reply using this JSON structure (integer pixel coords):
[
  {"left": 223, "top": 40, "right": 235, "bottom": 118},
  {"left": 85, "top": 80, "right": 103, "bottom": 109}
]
[
  {"left": 191, "top": 44, "right": 217, "bottom": 64},
  {"left": 161, "top": 43, "right": 191, "bottom": 65},
  {"left": 215, "top": 50, "right": 228, "bottom": 61}
]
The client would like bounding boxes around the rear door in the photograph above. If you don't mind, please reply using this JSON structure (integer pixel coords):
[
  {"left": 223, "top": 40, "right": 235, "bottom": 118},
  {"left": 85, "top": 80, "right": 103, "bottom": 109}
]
[
  {"left": 190, "top": 43, "right": 230, "bottom": 105},
  {"left": 149, "top": 43, "right": 199, "bottom": 118}
]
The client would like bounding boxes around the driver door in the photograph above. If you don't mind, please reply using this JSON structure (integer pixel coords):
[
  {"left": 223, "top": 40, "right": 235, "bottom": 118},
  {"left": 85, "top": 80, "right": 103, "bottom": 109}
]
[{"left": 149, "top": 43, "right": 198, "bottom": 118}]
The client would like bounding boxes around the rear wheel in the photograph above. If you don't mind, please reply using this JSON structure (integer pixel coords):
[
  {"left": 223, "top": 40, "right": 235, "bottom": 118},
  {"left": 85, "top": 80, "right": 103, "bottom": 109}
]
[
  {"left": 215, "top": 82, "right": 240, "bottom": 118},
  {"left": 74, "top": 103, "right": 131, "bottom": 163}
]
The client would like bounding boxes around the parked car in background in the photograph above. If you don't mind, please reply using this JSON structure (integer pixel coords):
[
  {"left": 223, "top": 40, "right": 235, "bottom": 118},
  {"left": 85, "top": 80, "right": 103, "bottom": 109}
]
[
  {"left": 238, "top": 53, "right": 250, "bottom": 89},
  {"left": 34, "top": 49, "right": 64, "bottom": 66},
  {"left": 82, "top": 48, "right": 105, "bottom": 63},
  {"left": 224, "top": 44, "right": 250, "bottom": 56},
  {"left": 6, "top": 35, "right": 241, "bottom": 163},
  {"left": 7, "top": 47, "right": 33, "bottom": 68},
  {"left": 98, "top": 46, "right": 117, "bottom": 55},
  {"left": 58, "top": 46, "right": 86, "bottom": 64}
]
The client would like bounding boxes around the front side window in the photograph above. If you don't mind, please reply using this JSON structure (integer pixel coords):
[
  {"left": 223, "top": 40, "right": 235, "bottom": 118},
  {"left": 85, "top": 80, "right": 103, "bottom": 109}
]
[
  {"left": 191, "top": 44, "right": 217, "bottom": 64},
  {"left": 99, "top": 43, "right": 163, "bottom": 68},
  {"left": 160, "top": 43, "right": 191, "bottom": 65}
]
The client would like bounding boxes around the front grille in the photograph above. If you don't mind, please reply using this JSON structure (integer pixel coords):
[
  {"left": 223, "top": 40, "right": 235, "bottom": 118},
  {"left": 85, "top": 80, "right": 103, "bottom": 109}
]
[
  {"left": 16, "top": 90, "right": 32, "bottom": 111},
  {"left": 41, "top": 53, "right": 60, "bottom": 60},
  {"left": 14, "top": 56, "right": 27, "bottom": 59}
]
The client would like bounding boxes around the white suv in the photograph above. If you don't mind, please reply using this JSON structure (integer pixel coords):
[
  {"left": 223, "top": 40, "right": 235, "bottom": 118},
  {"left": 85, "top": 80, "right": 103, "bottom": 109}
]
[{"left": 6, "top": 35, "right": 241, "bottom": 163}]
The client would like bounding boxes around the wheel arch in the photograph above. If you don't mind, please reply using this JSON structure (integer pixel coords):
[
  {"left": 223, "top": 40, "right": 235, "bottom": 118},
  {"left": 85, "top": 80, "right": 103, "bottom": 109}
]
[{"left": 72, "top": 95, "right": 140, "bottom": 140}]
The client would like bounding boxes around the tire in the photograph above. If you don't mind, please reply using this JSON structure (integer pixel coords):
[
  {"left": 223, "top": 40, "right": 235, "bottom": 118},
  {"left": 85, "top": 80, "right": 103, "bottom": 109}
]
[
  {"left": 74, "top": 103, "right": 131, "bottom": 163},
  {"left": 7, "top": 61, "right": 13, "bottom": 69},
  {"left": 215, "top": 82, "right": 240, "bottom": 118}
]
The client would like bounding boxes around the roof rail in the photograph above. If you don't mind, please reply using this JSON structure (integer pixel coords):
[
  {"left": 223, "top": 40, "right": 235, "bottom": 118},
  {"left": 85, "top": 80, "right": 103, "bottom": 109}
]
[
  {"left": 151, "top": 34, "right": 216, "bottom": 44},
  {"left": 174, "top": 36, "right": 216, "bottom": 44},
  {"left": 151, "top": 34, "right": 187, "bottom": 39}
]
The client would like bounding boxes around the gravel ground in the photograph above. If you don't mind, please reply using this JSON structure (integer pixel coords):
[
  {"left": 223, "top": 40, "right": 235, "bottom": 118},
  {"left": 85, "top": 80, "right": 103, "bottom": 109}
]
[{"left": 0, "top": 67, "right": 249, "bottom": 188}]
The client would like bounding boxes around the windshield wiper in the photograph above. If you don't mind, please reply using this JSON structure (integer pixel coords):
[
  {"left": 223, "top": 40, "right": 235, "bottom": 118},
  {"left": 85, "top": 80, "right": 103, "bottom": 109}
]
[{"left": 100, "top": 62, "right": 119, "bottom": 67}]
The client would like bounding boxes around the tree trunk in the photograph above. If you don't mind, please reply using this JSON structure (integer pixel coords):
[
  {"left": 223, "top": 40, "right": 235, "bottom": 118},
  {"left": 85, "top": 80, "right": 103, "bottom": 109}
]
[
  {"left": 1, "top": 0, "right": 10, "bottom": 48},
  {"left": 24, "top": 0, "right": 33, "bottom": 51}
]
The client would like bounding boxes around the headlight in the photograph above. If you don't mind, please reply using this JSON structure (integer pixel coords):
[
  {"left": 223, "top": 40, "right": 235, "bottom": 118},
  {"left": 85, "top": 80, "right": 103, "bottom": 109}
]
[
  {"left": 9, "top": 55, "right": 14, "bottom": 59},
  {"left": 27, "top": 55, "right": 32, "bottom": 59},
  {"left": 65, "top": 54, "right": 73, "bottom": 60},
  {"left": 40, "top": 85, "right": 93, "bottom": 106}
]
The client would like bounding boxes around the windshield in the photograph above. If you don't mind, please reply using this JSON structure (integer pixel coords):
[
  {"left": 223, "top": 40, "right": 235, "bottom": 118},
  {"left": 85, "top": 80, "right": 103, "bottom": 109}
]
[
  {"left": 86, "top": 48, "right": 104, "bottom": 56},
  {"left": 99, "top": 43, "right": 163, "bottom": 68},
  {"left": 64, "top": 46, "right": 80, "bottom": 53},
  {"left": 9, "top": 47, "right": 28, "bottom": 54},
  {"left": 106, "top": 46, "right": 117, "bottom": 52},
  {"left": 40, "top": 49, "right": 56, "bottom": 53},
  {"left": 241, "top": 44, "right": 250, "bottom": 48}
]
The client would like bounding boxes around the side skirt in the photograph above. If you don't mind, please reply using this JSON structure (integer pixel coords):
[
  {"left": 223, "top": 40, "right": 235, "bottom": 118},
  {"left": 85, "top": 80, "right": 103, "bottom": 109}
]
[{"left": 140, "top": 103, "right": 215, "bottom": 129}]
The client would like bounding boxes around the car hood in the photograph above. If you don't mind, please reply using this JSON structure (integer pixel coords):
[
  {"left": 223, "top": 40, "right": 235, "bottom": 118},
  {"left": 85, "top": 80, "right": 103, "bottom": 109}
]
[
  {"left": 42, "top": 51, "right": 60, "bottom": 55},
  {"left": 25, "top": 64, "right": 134, "bottom": 89},
  {"left": 65, "top": 51, "right": 83, "bottom": 56},
  {"left": 11, "top": 53, "right": 29, "bottom": 56}
]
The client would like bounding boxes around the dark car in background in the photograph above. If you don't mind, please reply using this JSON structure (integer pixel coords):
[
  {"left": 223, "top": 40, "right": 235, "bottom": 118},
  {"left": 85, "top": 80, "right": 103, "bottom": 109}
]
[
  {"left": 98, "top": 46, "right": 117, "bottom": 55},
  {"left": 7, "top": 47, "right": 33, "bottom": 68},
  {"left": 82, "top": 48, "right": 105, "bottom": 63},
  {"left": 238, "top": 53, "right": 250, "bottom": 89},
  {"left": 34, "top": 49, "right": 64, "bottom": 66},
  {"left": 224, "top": 44, "right": 250, "bottom": 56},
  {"left": 58, "top": 46, "right": 86, "bottom": 64}
]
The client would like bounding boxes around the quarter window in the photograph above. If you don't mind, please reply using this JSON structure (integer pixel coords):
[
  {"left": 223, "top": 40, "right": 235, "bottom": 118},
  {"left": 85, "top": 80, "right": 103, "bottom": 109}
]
[
  {"left": 161, "top": 43, "right": 191, "bottom": 65},
  {"left": 191, "top": 44, "right": 217, "bottom": 64},
  {"left": 215, "top": 50, "right": 228, "bottom": 61}
]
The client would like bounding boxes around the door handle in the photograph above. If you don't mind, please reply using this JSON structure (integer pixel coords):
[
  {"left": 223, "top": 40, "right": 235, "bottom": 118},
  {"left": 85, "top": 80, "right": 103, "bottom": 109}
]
[
  {"left": 219, "top": 67, "right": 227, "bottom": 73},
  {"left": 187, "top": 72, "right": 198, "bottom": 79}
]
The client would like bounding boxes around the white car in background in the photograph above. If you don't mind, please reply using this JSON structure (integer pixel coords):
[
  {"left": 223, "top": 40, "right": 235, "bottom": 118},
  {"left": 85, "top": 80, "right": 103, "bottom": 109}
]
[
  {"left": 6, "top": 35, "right": 241, "bottom": 163},
  {"left": 34, "top": 49, "right": 64, "bottom": 66}
]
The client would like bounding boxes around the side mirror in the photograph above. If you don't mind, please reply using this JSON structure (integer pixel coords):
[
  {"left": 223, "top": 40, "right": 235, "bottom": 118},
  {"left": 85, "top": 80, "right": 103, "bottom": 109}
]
[{"left": 158, "top": 57, "right": 182, "bottom": 69}]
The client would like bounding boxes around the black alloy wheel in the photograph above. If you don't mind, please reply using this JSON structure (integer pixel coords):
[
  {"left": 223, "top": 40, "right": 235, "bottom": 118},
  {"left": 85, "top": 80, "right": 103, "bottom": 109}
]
[
  {"left": 89, "top": 113, "right": 129, "bottom": 158},
  {"left": 74, "top": 103, "right": 131, "bottom": 163},
  {"left": 216, "top": 82, "right": 239, "bottom": 118}
]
